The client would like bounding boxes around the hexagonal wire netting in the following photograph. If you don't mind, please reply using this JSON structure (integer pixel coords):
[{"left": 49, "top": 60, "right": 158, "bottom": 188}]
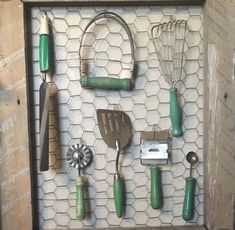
[{"left": 29, "top": 5, "right": 203, "bottom": 229}]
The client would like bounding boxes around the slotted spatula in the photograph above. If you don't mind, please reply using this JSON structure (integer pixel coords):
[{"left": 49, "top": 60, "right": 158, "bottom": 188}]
[{"left": 97, "top": 109, "right": 132, "bottom": 218}]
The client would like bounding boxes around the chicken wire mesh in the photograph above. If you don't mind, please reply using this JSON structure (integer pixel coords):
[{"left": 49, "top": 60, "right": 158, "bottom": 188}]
[{"left": 28, "top": 5, "right": 203, "bottom": 229}]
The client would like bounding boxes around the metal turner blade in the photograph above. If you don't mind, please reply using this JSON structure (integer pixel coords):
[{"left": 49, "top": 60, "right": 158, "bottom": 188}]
[{"left": 97, "top": 109, "right": 132, "bottom": 149}]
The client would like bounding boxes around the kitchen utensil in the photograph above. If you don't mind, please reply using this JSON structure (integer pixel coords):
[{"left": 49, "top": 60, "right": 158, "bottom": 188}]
[
  {"left": 97, "top": 109, "right": 132, "bottom": 217},
  {"left": 182, "top": 151, "right": 198, "bottom": 221},
  {"left": 151, "top": 18, "right": 187, "bottom": 137},
  {"left": 39, "top": 12, "right": 50, "bottom": 171},
  {"left": 140, "top": 130, "right": 170, "bottom": 209},
  {"left": 67, "top": 143, "right": 92, "bottom": 220},
  {"left": 79, "top": 11, "right": 135, "bottom": 90}
]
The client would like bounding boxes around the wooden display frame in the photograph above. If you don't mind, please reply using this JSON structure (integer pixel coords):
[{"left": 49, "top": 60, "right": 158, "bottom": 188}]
[
  {"left": 1, "top": 0, "right": 234, "bottom": 229},
  {"left": 23, "top": 0, "right": 205, "bottom": 6}
]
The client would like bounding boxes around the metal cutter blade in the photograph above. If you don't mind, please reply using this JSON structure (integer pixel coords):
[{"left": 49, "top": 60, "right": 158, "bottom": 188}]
[
  {"left": 66, "top": 144, "right": 92, "bottom": 169},
  {"left": 140, "top": 130, "right": 170, "bottom": 166},
  {"left": 39, "top": 80, "right": 49, "bottom": 171}
]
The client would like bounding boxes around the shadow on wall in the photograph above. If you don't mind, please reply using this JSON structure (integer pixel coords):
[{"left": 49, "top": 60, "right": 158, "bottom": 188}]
[
  {"left": 25, "top": 7, "right": 40, "bottom": 229},
  {"left": 47, "top": 14, "right": 63, "bottom": 172}
]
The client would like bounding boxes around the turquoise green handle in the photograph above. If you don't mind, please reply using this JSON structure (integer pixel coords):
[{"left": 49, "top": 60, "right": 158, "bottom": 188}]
[
  {"left": 39, "top": 34, "right": 49, "bottom": 72},
  {"left": 150, "top": 165, "right": 161, "bottom": 209},
  {"left": 76, "top": 176, "right": 85, "bottom": 221},
  {"left": 170, "top": 88, "right": 183, "bottom": 137},
  {"left": 113, "top": 174, "right": 123, "bottom": 218},
  {"left": 182, "top": 177, "right": 196, "bottom": 221},
  {"left": 80, "top": 76, "right": 131, "bottom": 90}
]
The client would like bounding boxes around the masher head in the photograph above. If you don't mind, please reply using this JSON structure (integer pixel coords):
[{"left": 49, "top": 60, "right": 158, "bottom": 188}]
[{"left": 67, "top": 144, "right": 92, "bottom": 169}]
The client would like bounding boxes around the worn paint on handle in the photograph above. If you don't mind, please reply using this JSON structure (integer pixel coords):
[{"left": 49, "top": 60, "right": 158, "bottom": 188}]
[
  {"left": 113, "top": 174, "right": 124, "bottom": 218},
  {"left": 80, "top": 76, "right": 132, "bottom": 90},
  {"left": 39, "top": 34, "right": 49, "bottom": 73},
  {"left": 170, "top": 88, "right": 183, "bottom": 137},
  {"left": 76, "top": 176, "right": 85, "bottom": 221},
  {"left": 182, "top": 177, "right": 196, "bottom": 221},
  {"left": 150, "top": 165, "right": 162, "bottom": 209}
]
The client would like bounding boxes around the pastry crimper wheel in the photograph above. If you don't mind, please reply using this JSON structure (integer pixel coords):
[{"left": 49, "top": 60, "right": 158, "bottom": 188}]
[{"left": 67, "top": 144, "right": 92, "bottom": 220}]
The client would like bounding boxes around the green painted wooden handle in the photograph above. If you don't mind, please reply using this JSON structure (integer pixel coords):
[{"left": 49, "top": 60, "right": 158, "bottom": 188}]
[
  {"left": 150, "top": 165, "right": 161, "bottom": 209},
  {"left": 76, "top": 176, "right": 85, "bottom": 221},
  {"left": 182, "top": 177, "right": 196, "bottom": 221},
  {"left": 39, "top": 34, "right": 49, "bottom": 72},
  {"left": 80, "top": 76, "right": 131, "bottom": 90},
  {"left": 113, "top": 174, "right": 123, "bottom": 218},
  {"left": 170, "top": 88, "right": 183, "bottom": 137}
]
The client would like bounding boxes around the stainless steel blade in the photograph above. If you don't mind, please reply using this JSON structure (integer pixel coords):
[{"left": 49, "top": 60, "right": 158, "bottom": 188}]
[
  {"left": 97, "top": 109, "right": 132, "bottom": 149},
  {"left": 39, "top": 81, "right": 49, "bottom": 171}
]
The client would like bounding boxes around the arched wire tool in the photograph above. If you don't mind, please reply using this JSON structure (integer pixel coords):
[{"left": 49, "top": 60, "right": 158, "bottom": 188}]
[{"left": 79, "top": 11, "right": 135, "bottom": 90}]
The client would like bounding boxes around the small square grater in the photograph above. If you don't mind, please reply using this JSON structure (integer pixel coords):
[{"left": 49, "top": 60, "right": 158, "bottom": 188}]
[
  {"left": 140, "top": 130, "right": 170, "bottom": 165},
  {"left": 140, "top": 130, "right": 171, "bottom": 210}
]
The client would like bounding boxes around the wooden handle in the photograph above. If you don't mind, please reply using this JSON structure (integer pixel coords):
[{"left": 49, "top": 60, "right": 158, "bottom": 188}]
[
  {"left": 150, "top": 165, "right": 161, "bottom": 209},
  {"left": 76, "top": 176, "right": 85, "bottom": 221},
  {"left": 113, "top": 173, "right": 123, "bottom": 218},
  {"left": 170, "top": 88, "right": 183, "bottom": 137},
  {"left": 80, "top": 76, "right": 132, "bottom": 90},
  {"left": 182, "top": 177, "right": 196, "bottom": 221},
  {"left": 39, "top": 34, "right": 49, "bottom": 73}
]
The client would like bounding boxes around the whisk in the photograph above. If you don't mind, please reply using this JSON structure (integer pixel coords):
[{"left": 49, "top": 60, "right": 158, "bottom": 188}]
[{"left": 151, "top": 18, "right": 187, "bottom": 137}]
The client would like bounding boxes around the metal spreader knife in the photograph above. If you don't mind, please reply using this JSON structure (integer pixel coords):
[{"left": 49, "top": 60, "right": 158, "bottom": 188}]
[{"left": 39, "top": 12, "right": 50, "bottom": 171}]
